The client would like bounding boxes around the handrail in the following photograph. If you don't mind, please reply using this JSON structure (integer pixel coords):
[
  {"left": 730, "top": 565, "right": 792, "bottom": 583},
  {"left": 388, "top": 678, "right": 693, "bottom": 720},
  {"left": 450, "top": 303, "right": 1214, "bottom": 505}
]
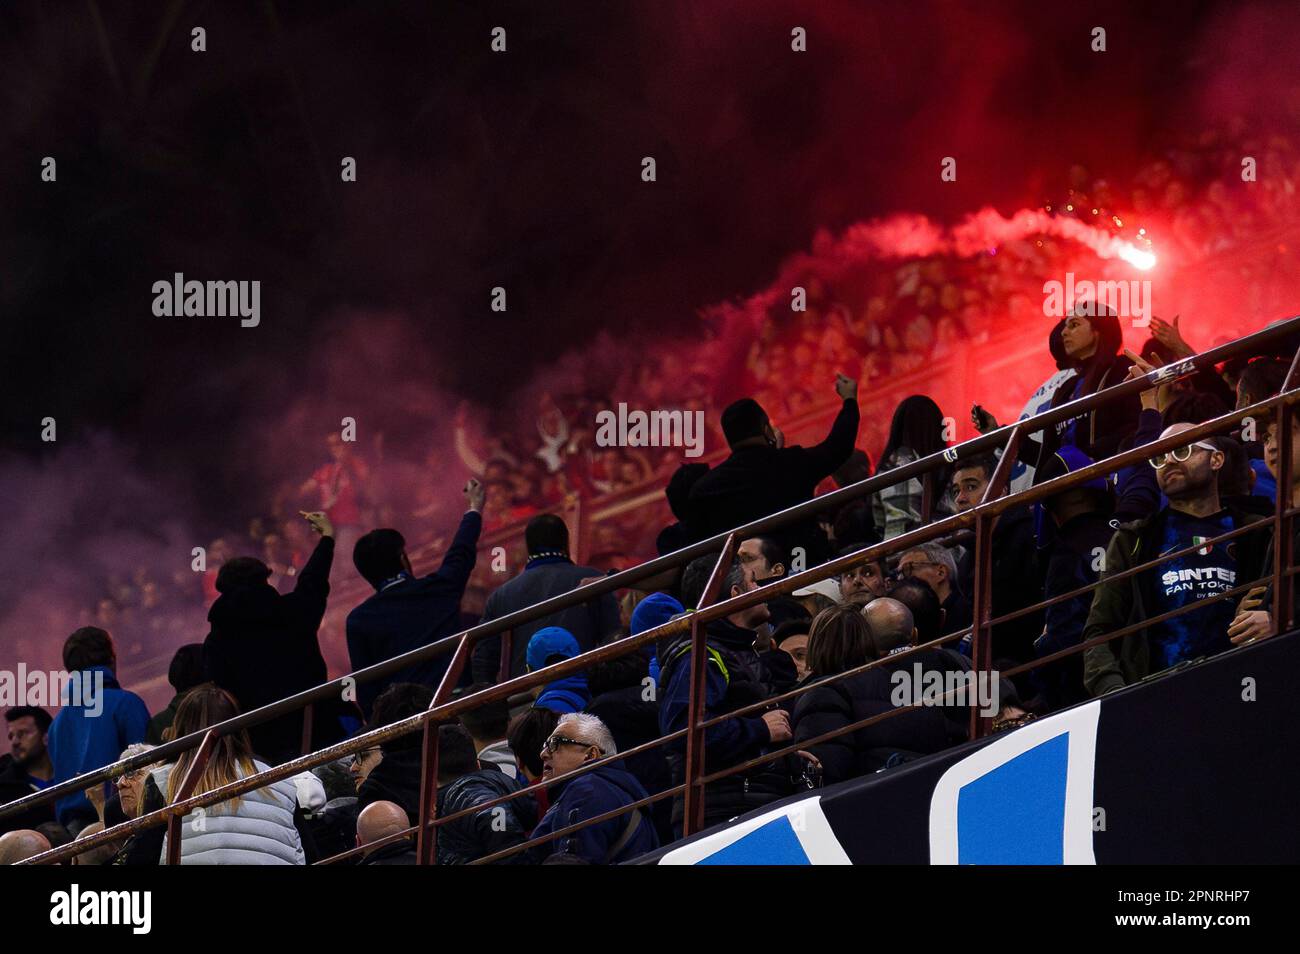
[
  {"left": 9, "top": 317, "right": 1300, "bottom": 860},
  {"left": 5, "top": 316, "right": 1296, "bottom": 826},
  {"left": 21, "top": 379, "right": 1300, "bottom": 866}
]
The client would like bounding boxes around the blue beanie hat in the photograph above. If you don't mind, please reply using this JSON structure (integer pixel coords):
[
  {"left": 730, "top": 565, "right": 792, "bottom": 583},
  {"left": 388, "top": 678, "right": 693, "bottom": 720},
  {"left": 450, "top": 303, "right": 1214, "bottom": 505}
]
[
  {"left": 526, "top": 626, "right": 580, "bottom": 672},
  {"left": 631, "top": 592, "right": 685, "bottom": 636}
]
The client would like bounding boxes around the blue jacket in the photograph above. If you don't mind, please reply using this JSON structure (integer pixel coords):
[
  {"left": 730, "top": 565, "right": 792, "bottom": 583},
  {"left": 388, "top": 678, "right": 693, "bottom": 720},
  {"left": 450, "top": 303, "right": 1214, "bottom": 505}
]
[
  {"left": 48, "top": 666, "right": 150, "bottom": 825},
  {"left": 346, "top": 511, "right": 481, "bottom": 717},
  {"left": 529, "top": 764, "right": 658, "bottom": 864},
  {"left": 658, "top": 619, "right": 773, "bottom": 770},
  {"left": 534, "top": 672, "right": 591, "bottom": 714},
  {"left": 1250, "top": 457, "right": 1277, "bottom": 503}
]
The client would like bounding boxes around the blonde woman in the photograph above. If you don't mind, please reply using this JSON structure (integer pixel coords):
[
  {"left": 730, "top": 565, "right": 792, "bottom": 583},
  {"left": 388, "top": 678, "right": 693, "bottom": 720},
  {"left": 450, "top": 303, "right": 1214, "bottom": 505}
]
[{"left": 120, "top": 686, "right": 310, "bottom": 864}]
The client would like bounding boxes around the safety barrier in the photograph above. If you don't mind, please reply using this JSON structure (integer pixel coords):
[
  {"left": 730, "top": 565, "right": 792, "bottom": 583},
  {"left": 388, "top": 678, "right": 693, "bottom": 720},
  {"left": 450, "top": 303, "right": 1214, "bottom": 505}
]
[{"left": 8, "top": 316, "right": 1299, "bottom": 864}]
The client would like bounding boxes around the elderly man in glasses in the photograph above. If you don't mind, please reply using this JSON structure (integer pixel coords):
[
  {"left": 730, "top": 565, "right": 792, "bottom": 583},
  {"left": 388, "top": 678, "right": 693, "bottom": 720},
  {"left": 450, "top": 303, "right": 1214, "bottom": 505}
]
[
  {"left": 527, "top": 713, "right": 658, "bottom": 864},
  {"left": 1082, "top": 422, "right": 1272, "bottom": 696}
]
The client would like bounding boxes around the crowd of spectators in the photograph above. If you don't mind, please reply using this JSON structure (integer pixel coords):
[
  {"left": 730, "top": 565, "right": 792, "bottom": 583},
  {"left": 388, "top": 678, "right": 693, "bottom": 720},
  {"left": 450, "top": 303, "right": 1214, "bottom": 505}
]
[
  {"left": 7, "top": 121, "right": 1300, "bottom": 865},
  {"left": 67, "top": 122, "right": 1300, "bottom": 646},
  {"left": 5, "top": 298, "right": 1297, "bottom": 866}
]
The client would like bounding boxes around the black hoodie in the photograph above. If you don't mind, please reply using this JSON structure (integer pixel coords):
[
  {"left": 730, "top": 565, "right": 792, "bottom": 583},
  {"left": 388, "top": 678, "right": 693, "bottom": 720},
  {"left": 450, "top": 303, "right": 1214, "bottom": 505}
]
[{"left": 203, "top": 535, "right": 334, "bottom": 764}]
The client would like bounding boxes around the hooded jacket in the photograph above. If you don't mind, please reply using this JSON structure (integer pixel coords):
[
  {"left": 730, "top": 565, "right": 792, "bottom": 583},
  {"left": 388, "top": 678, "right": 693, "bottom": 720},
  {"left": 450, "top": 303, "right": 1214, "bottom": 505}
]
[
  {"left": 658, "top": 616, "right": 799, "bottom": 829},
  {"left": 1082, "top": 501, "right": 1271, "bottom": 695},
  {"left": 357, "top": 746, "right": 423, "bottom": 824},
  {"left": 534, "top": 672, "right": 591, "bottom": 714},
  {"left": 435, "top": 768, "right": 538, "bottom": 865},
  {"left": 631, "top": 591, "right": 685, "bottom": 683},
  {"left": 528, "top": 763, "right": 658, "bottom": 864},
  {"left": 48, "top": 666, "right": 150, "bottom": 826},
  {"left": 203, "top": 535, "right": 334, "bottom": 764}
]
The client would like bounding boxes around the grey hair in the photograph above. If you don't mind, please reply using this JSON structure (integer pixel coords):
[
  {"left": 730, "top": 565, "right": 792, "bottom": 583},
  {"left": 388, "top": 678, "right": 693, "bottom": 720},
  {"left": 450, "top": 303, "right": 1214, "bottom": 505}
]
[
  {"left": 902, "top": 542, "right": 957, "bottom": 581},
  {"left": 723, "top": 561, "right": 746, "bottom": 597},
  {"left": 119, "top": 742, "right": 158, "bottom": 763},
  {"left": 557, "top": 712, "right": 617, "bottom": 756}
]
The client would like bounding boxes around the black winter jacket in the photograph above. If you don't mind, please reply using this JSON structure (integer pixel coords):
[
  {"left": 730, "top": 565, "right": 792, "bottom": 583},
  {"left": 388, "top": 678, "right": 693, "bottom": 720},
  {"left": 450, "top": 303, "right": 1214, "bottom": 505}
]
[
  {"left": 204, "top": 535, "right": 335, "bottom": 764},
  {"left": 684, "top": 399, "right": 860, "bottom": 562},
  {"left": 0, "top": 755, "right": 55, "bottom": 834},
  {"left": 792, "top": 658, "right": 966, "bottom": 783},
  {"left": 659, "top": 617, "right": 800, "bottom": 830},
  {"left": 435, "top": 768, "right": 538, "bottom": 865},
  {"left": 956, "top": 504, "right": 1045, "bottom": 665},
  {"left": 357, "top": 747, "right": 423, "bottom": 824}
]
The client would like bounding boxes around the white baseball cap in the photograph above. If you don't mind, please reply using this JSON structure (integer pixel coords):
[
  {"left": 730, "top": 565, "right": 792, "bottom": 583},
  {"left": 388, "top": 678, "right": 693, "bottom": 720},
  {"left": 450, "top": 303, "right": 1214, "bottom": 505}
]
[{"left": 791, "top": 577, "right": 842, "bottom": 602}]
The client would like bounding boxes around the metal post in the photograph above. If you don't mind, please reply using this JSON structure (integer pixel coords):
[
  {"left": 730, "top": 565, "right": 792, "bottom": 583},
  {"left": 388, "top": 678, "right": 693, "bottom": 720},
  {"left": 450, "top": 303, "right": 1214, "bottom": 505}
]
[
  {"left": 412, "top": 716, "right": 442, "bottom": 866},
  {"left": 969, "top": 426, "right": 1022, "bottom": 740},
  {"left": 497, "top": 629, "right": 513, "bottom": 684},
  {"left": 570, "top": 494, "right": 586, "bottom": 567},
  {"left": 682, "top": 534, "right": 737, "bottom": 837},
  {"left": 300, "top": 702, "right": 314, "bottom": 756},
  {"left": 921, "top": 471, "right": 935, "bottom": 524},
  {"left": 1273, "top": 357, "right": 1299, "bottom": 634},
  {"left": 416, "top": 635, "right": 472, "bottom": 865},
  {"left": 967, "top": 514, "right": 995, "bottom": 741},
  {"left": 165, "top": 729, "right": 217, "bottom": 866}
]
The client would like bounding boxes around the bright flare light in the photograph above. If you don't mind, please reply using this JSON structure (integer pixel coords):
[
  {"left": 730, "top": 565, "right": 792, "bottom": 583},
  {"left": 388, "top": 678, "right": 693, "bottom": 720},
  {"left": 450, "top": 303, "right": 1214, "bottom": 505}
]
[{"left": 1118, "top": 243, "right": 1156, "bottom": 270}]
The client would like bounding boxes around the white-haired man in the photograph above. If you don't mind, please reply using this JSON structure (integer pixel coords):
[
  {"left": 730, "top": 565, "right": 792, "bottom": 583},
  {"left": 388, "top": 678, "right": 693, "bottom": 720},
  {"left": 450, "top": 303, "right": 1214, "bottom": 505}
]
[{"left": 528, "top": 713, "right": 659, "bottom": 864}]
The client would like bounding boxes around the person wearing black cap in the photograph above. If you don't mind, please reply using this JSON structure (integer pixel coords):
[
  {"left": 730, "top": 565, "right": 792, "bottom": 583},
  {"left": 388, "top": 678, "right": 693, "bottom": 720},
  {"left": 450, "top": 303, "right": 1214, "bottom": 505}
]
[{"left": 682, "top": 373, "right": 860, "bottom": 564}]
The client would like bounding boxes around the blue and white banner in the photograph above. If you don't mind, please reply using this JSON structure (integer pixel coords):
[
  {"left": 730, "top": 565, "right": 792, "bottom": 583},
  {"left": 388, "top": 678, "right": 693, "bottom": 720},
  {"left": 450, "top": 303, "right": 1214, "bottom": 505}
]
[
  {"left": 657, "top": 796, "right": 850, "bottom": 865},
  {"left": 928, "top": 701, "right": 1100, "bottom": 865},
  {"left": 636, "top": 633, "right": 1298, "bottom": 865}
]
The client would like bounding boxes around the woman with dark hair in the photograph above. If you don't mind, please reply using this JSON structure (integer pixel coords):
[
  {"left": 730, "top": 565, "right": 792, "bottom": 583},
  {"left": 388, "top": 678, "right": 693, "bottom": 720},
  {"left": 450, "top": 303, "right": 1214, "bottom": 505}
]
[
  {"left": 872, "top": 395, "right": 950, "bottom": 539},
  {"left": 1036, "top": 305, "right": 1140, "bottom": 468},
  {"left": 121, "top": 686, "right": 313, "bottom": 865},
  {"left": 790, "top": 604, "right": 961, "bottom": 783},
  {"left": 974, "top": 319, "right": 1079, "bottom": 493}
]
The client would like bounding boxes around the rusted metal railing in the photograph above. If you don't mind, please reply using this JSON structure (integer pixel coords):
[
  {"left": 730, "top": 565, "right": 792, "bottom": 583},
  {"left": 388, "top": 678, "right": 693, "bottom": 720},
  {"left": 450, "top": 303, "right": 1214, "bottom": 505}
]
[{"left": 11, "top": 317, "right": 1300, "bottom": 865}]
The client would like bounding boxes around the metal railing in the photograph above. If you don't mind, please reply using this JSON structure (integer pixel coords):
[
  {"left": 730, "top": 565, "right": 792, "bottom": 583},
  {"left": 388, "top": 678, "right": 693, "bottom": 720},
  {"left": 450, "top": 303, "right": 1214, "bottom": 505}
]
[{"left": 9, "top": 316, "right": 1300, "bottom": 864}]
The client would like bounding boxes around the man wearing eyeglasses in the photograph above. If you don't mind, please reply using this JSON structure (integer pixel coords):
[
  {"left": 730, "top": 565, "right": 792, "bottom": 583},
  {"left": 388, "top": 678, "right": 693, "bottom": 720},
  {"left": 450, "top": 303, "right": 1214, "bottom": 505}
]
[
  {"left": 1083, "top": 423, "right": 1271, "bottom": 696},
  {"left": 528, "top": 713, "right": 658, "bottom": 864},
  {"left": 894, "top": 543, "right": 971, "bottom": 642}
]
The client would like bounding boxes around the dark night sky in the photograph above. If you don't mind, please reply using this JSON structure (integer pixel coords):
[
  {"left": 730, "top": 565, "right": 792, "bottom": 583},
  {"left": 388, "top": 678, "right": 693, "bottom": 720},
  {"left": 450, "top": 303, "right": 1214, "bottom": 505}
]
[{"left": 2, "top": 0, "right": 1298, "bottom": 498}]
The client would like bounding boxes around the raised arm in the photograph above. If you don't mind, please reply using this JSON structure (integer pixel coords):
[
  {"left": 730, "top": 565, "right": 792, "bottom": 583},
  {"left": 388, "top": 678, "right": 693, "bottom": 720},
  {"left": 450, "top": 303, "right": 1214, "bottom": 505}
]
[
  {"left": 433, "top": 479, "right": 485, "bottom": 589},
  {"left": 803, "top": 373, "right": 861, "bottom": 478},
  {"left": 287, "top": 511, "right": 336, "bottom": 625}
]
